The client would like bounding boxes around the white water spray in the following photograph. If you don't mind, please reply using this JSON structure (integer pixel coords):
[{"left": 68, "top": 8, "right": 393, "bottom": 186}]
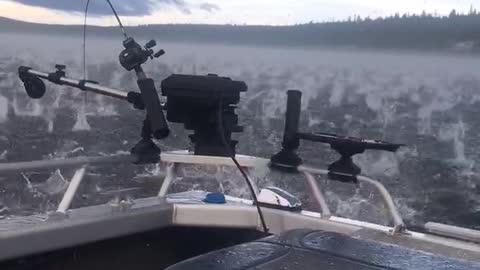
[{"left": 0, "top": 96, "right": 8, "bottom": 123}]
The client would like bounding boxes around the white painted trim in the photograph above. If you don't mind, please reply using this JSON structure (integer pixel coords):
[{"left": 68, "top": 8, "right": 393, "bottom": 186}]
[
  {"left": 161, "top": 151, "right": 270, "bottom": 168},
  {"left": 173, "top": 204, "right": 259, "bottom": 229}
]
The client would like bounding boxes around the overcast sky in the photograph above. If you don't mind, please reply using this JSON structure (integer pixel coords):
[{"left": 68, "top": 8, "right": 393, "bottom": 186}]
[{"left": 0, "top": 0, "right": 476, "bottom": 25}]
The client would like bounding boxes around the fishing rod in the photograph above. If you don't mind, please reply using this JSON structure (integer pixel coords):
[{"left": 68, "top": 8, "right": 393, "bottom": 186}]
[
  {"left": 106, "top": 0, "right": 128, "bottom": 39},
  {"left": 17, "top": 0, "right": 171, "bottom": 164},
  {"left": 18, "top": 0, "right": 168, "bottom": 164},
  {"left": 17, "top": 0, "right": 270, "bottom": 233},
  {"left": 16, "top": 0, "right": 256, "bottom": 162}
]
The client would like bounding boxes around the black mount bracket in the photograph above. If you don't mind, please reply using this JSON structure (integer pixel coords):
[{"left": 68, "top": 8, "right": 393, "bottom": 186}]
[
  {"left": 270, "top": 90, "right": 404, "bottom": 183},
  {"left": 48, "top": 64, "right": 66, "bottom": 84},
  {"left": 118, "top": 37, "right": 169, "bottom": 164}
]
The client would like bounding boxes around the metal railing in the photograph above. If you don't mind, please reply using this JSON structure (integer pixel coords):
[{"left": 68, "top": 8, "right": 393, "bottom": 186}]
[
  {"left": 303, "top": 171, "right": 331, "bottom": 219},
  {"left": 3, "top": 152, "right": 480, "bottom": 242},
  {"left": 56, "top": 167, "right": 87, "bottom": 214},
  {"left": 0, "top": 155, "right": 134, "bottom": 218},
  {"left": 298, "top": 165, "right": 406, "bottom": 234},
  {"left": 0, "top": 152, "right": 267, "bottom": 217},
  {"left": 0, "top": 152, "right": 405, "bottom": 234},
  {"left": 425, "top": 222, "right": 480, "bottom": 244},
  {"left": 0, "top": 155, "right": 133, "bottom": 173}
]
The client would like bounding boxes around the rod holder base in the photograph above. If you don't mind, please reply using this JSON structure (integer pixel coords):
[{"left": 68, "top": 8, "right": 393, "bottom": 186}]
[
  {"left": 131, "top": 138, "right": 161, "bottom": 164},
  {"left": 270, "top": 149, "right": 302, "bottom": 172},
  {"left": 48, "top": 211, "right": 68, "bottom": 221},
  {"left": 327, "top": 157, "right": 360, "bottom": 183}
]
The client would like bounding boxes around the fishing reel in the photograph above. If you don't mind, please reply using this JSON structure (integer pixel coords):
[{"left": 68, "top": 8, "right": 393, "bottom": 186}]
[
  {"left": 119, "top": 37, "right": 165, "bottom": 71},
  {"left": 271, "top": 90, "right": 404, "bottom": 183}
]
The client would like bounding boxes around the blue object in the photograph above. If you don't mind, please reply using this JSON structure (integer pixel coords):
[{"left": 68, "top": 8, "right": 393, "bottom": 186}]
[{"left": 203, "top": 192, "right": 226, "bottom": 204}]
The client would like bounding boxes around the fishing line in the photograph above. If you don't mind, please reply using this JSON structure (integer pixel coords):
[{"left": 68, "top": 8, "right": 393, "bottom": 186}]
[
  {"left": 81, "top": 0, "right": 128, "bottom": 122},
  {"left": 105, "top": 0, "right": 129, "bottom": 38},
  {"left": 217, "top": 101, "right": 269, "bottom": 234},
  {"left": 83, "top": 0, "right": 128, "bottom": 78},
  {"left": 81, "top": 0, "right": 91, "bottom": 122},
  {"left": 82, "top": 0, "right": 90, "bottom": 81}
]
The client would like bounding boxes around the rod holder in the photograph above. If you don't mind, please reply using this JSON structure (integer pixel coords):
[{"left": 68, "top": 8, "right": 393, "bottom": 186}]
[
  {"left": 270, "top": 90, "right": 404, "bottom": 181},
  {"left": 270, "top": 90, "right": 303, "bottom": 172}
]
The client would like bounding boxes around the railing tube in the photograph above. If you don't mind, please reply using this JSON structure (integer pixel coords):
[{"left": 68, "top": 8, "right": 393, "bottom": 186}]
[{"left": 57, "top": 167, "right": 87, "bottom": 214}]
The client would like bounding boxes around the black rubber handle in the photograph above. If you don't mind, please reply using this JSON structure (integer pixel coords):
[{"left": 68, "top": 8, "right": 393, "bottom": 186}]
[
  {"left": 18, "top": 66, "right": 46, "bottom": 99},
  {"left": 270, "top": 90, "right": 303, "bottom": 171},
  {"left": 282, "top": 90, "right": 302, "bottom": 150},
  {"left": 137, "top": 78, "right": 170, "bottom": 139}
]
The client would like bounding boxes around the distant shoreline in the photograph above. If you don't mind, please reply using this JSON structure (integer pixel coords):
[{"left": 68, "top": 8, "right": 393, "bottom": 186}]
[{"left": 2, "top": 13, "right": 480, "bottom": 54}]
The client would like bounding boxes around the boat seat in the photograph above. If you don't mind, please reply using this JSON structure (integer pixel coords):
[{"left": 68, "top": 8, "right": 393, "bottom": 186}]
[{"left": 166, "top": 229, "right": 480, "bottom": 270}]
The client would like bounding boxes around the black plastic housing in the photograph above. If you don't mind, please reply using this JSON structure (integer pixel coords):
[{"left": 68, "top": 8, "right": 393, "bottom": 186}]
[{"left": 161, "top": 74, "right": 247, "bottom": 156}]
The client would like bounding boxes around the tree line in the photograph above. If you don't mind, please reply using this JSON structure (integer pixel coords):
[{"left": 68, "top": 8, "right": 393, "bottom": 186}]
[{"left": 2, "top": 9, "right": 480, "bottom": 52}]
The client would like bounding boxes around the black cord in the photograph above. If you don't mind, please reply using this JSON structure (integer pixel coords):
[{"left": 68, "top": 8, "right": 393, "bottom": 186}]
[{"left": 217, "top": 101, "right": 269, "bottom": 233}]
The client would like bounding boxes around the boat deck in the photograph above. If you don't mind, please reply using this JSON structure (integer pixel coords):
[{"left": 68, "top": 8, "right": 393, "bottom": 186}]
[{"left": 167, "top": 229, "right": 480, "bottom": 270}]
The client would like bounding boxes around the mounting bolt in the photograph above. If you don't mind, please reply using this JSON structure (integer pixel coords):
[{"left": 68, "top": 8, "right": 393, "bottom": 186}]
[{"left": 55, "top": 64, "right": 66, "bottom": 71}]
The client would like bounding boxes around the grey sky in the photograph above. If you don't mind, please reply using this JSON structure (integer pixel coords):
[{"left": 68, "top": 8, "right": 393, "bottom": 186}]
[
  {"left": 7, "top": 0, "right": 221, "bottom": 15},
  {"left": 0, "top": 0, "right": 476, "bottom": 25}
]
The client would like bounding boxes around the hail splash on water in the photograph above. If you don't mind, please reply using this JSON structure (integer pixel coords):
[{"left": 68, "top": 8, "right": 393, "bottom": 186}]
[
  {"left": 0, "top": 96, "right": 7, "bottom": 123},
  {"left": 1, "top": 35, "right": 479, "bottom": 228}
]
